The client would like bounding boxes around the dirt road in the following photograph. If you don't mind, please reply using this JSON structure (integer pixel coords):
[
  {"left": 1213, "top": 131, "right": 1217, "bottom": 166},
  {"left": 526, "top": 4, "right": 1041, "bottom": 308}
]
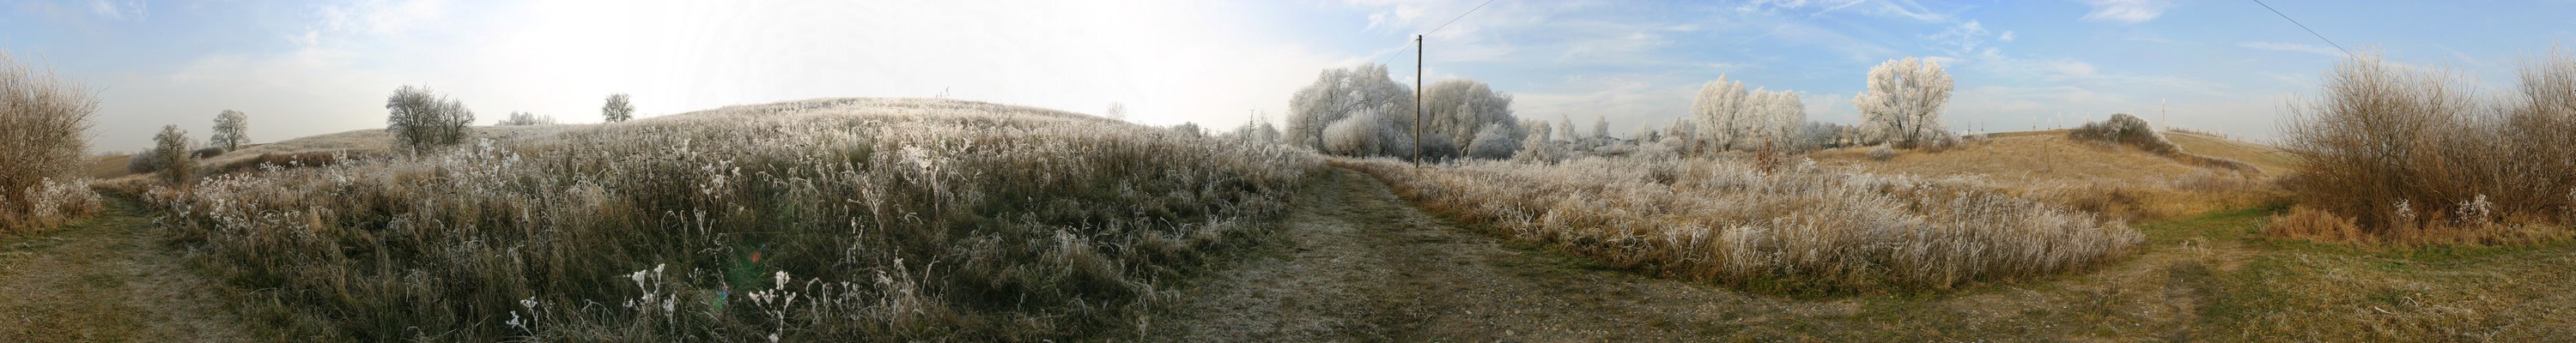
[{"left": 0, "top": 199, "right": 247, "bottom": 342}]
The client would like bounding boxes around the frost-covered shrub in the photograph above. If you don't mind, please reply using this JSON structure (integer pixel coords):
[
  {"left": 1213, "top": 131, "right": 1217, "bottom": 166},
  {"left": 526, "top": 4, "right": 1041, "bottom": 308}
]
[
  {"left": 1465, "top": 122, "right": 1521, "bottom": 159},
  {"left": 1868, "top": 145, "right": 1896, "bottom": 160},
  {"left": 1322, "top": 109, "right": 1386, "bottom": 156}
]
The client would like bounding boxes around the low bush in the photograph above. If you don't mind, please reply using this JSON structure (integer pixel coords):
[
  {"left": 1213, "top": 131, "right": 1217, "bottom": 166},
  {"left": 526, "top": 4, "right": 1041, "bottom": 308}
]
[
  {"left": 146, "top": 99, "right": 1319, "bottom": 340},
  {"left": 1335, "top": 155, "right": 2139, "bottom": 292},
  {"left": 2068, "top": 113, "right": 2178, "bottom": 154},
  {"left": 0, "top": 51, "right": 101, "bottom": 235}
]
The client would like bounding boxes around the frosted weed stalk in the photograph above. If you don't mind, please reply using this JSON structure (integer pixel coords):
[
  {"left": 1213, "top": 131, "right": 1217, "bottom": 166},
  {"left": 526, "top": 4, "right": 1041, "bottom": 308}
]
[{"left": 146, "top": 99, "right": 1320, "bottom": 341}]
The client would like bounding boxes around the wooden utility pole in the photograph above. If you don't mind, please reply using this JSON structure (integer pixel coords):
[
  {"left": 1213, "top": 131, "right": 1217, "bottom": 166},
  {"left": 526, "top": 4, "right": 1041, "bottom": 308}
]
[{"left": 1413, "top": 34, "right": 1424, "bottom": 169}]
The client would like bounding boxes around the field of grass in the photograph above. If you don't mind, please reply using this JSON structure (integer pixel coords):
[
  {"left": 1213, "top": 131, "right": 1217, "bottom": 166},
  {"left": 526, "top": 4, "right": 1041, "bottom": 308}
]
[{"left": 134, "top": 98, "right": 1319, "bottom": 340}]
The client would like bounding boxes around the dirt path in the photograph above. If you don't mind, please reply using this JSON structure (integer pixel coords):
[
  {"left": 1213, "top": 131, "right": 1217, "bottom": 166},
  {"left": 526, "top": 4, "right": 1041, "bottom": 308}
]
[
  {"left": 0, "top": 198, "right": 248, "bottom": 342},
  {"left": 1151, "top": 167, "right": 1844, "bottom": 341}
]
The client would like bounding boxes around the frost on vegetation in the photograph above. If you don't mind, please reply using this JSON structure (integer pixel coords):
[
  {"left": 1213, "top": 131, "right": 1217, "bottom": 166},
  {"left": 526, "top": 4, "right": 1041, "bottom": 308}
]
[
  {"left": 143, "top": 98, "right": 1321, "bottom": 340},
  {"left": 1337, "top": 155, "right": 2140, "bottom": 291}
]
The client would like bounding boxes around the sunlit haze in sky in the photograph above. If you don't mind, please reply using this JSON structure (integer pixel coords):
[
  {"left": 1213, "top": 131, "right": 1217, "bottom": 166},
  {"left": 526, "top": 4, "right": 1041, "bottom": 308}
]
[{"left": 9, "top": 0, "right": 2576, "bottom": 151}]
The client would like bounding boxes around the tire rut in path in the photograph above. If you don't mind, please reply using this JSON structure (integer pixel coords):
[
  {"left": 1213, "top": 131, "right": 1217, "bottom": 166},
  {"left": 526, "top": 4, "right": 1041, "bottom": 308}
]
[
  {"left": 1152, "top": 167, "right": 1764, "bottom": 341},
  {"left": 0, "top": 198, "right": 250, "bottom": 342}
]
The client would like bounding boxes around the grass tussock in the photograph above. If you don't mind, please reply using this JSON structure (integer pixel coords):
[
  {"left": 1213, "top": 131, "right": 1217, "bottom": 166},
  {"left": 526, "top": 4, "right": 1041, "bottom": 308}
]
[
  {"left": 1334, "top": 155, "right": 2141, "bottom": 292},
  {"left": 2280, "top": 49, "right": 2576, "bottom": 245},
  {"left": 143, "top": 98, "right": 1319, "bottom": 340},
  {"left": 0, "top": 51, "right": 103, "bottom": 235}
]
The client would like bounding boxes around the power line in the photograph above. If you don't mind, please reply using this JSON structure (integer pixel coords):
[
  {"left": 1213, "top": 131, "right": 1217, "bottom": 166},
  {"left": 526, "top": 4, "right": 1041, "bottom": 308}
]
[
  {"left": 1374, "top": 0, "right": 1503, "bottom": 67},
  {"left": 2250, "top": 0, "right": 2352, "bottom": 57}
]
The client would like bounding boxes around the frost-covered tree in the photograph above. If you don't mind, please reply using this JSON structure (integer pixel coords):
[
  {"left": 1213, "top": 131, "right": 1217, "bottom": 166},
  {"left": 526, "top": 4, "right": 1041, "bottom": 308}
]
[
  {"left": 1853, "top": 57, "right": 1954, "bottom": 147},
  {"left": 1286, "top": 63, "right": 1417, "bottom": 153},
  {"left": 387, "top": 85, "right": 476, "bottom": 153},
  {"left": 210, "top": 110, "right": 249, "bottom": 150},
  {"left": 1557, "top": 114, "right": 1578, "bottom": 143},
  {"left": 498, "top": 111, "right": 556, "bottom": 126},
  {"left": 1692, "top": 75, "right": 1812, "bottom": 152},
  {"left": 1418, "top": 79, "right": 1521, "bottom": 158},
  {"left": 1591, "top": 116, "right": 1609, "bottom": 142},
  {"left": 1692, "top": 75, "right": 1750, "bottom": 151},
  {"left": 1630, "top": 122, "right": 1659, "bottom": 142},
  {"left": 1106, "top": 102, "right": 1128, "bottom": 122},
  {"left": 1171, "top": 122, "right": 1203, "bottom": 136},
  {"left": 602, "top": 93, "right": 635, "bottom": 123}
]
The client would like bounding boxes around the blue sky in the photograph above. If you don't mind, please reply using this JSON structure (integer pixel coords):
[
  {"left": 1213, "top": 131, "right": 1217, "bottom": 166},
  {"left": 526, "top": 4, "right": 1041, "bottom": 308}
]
[{"left": 7, "top": 0, "right": 2575, "bottom": 151}]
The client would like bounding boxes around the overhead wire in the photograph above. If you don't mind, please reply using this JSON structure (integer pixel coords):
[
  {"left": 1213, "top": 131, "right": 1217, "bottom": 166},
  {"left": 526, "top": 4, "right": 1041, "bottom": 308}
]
[{"left": 2250, "top": 0, "right": 2354, "bottom": 57}]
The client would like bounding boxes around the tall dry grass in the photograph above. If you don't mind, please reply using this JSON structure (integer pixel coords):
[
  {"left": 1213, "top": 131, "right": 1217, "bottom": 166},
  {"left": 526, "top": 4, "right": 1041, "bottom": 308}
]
[
  {"left": 0, "top": 51, "right": 104, "bottom": 235},
  {"left": 1335, "top": 155, "right": 2140, "bottom": 292},
  {"left": 2277, "top": 49, "right": 2576, "bottom": 245},
  {"left": 144, "top": 98, "right": 1319, "bottom": 340}
]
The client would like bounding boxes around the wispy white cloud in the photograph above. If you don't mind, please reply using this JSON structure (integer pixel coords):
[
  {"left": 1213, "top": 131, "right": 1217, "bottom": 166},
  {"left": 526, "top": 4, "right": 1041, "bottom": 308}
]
[
  {"left": 2081, "top": 0, "right": 2173, "bottom": 24},
  {"left": 85, "top": 0, "right": 144, "bottom": 21}
]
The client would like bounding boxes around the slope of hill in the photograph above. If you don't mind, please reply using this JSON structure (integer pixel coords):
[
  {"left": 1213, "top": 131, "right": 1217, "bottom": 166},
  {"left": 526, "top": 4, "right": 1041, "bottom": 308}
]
[{"left": 2165, "top": 131, "right": 2295, "bottom": 173}]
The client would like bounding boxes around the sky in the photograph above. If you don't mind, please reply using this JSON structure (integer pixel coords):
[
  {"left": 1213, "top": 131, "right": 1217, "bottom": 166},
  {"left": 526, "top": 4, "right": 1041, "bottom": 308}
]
[{"left": 7, "top": 0, "right": 2576, "bottom": 152}]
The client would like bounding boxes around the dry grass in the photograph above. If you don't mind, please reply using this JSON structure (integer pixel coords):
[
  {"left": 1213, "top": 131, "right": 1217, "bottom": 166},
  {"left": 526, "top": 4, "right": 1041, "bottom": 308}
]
[
  {"left": 1334, "top": 155, "right": 2141, "bottom": 292},
  {"left": 1813, "top": 132, "right": 2203, "bottom": 185},
  {"left": 1811, "top": 130, "right": 2287, "bottom": 225},
  {"left": 2166, "top": 131, "right": 2296, "bottom": 173},
  {"left": 140, "top": 98, "right": 1320, "bottom": 340}
]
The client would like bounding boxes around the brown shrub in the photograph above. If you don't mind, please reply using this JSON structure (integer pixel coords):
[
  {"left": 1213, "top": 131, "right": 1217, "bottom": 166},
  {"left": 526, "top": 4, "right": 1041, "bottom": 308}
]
[
  {"left": 2264, "top": 206, "right": 2370, "bottom": 244},
  {"left": 2069, "top": 113, "right": 2178, "bottom": 155},
  {"left": 0, "top": 51, "right": 102, "bottom": 235},
  {"left": 2280, "top": 49, "right": 2576, "bottom": 244}
]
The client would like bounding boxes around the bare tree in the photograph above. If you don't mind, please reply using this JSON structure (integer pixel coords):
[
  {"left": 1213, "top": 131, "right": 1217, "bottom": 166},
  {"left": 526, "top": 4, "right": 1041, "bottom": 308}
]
[
  {"left": 210, "top": 110, "right": 250, "bottom": 150},
  {"left": 1853, "top": 57, "right": 1954, "bottom": 147},
  {"left": 387, "top": 85, "right": 477, "bottom": 153},
  {"left": 0, "top": 51, "right": 98, "bottom": 214},
  {"left": 602, "top": 93, "right": 635, "bottom": 123},
  {"left": 152, "top": 124, "right": 194, "bottom": 184}
]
